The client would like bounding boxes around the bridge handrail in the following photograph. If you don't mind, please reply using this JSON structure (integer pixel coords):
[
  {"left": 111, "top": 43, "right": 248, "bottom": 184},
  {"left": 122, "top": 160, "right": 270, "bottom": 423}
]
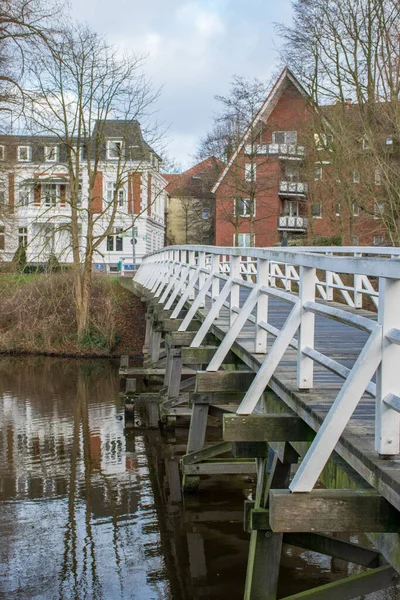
[{"left": 135, "top": 245, "right": 400, "bottom": 494}]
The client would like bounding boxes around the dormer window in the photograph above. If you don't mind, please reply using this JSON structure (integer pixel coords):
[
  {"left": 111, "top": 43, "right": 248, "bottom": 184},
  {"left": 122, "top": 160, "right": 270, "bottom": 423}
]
[
  {"left": 107, "top": 140, "right": 124, "bottom": 160},
  {"left": 18, "top": 146, "right": 31, "bottom": 162},
  {"left": 44, "top": 145, "right": 58, "bottom": 162},
  {"left": 0, "top": 146, "right": 5, "bottom": 161}
]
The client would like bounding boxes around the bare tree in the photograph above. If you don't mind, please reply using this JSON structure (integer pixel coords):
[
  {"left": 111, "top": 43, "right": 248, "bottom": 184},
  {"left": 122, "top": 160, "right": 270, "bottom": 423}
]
[
  {"left": 277, "top": 0, "right": 400, "bottom": 244},
  {"left": 23, "top": 23, "right": 162, "bottom": 337}
]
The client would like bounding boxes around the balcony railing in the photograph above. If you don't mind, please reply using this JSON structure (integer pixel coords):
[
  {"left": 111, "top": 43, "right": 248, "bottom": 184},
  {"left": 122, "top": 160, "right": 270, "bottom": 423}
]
[
  {"left": 278, "top": 215, "right": 308, "bottom": 231},
  {"left": 279, "top": 181, "right": 308, "bottom": 195},
  {"left": 244, "top": 143, "right": 305, "bottom": 158}
]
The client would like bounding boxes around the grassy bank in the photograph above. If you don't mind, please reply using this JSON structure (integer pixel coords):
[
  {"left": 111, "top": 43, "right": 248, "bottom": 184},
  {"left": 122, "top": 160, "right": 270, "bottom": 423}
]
[{"left": 0, "top": 273, "right": 145, "bottom": 357}]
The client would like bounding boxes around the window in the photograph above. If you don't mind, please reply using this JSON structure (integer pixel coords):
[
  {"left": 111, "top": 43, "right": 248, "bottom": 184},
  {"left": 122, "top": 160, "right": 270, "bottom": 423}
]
[
  {"left": 107, "top": 182, "right": 125, "bottom": 207},
  {"left": 353, "top": 170, "right": 360, "bottom": 184},
  {"left": 107, "top": 228, "right": 123, "bottom": 252},
  {"left": 272, "top": 131, "right": 297, "bottom": 144},
  {"left": 374, "top": 236, "right": 384, "bottom": 246},
  {"left": 107, "top": 140, "right": 123, "bottom": 159},
  {"left": 201, "top": 207, "right": 210, "bottom": 220},
  {"left": 18, "top": 146, "right": 31, "bottom": 162},
  {"left": 374, "top": 202, "right": 384, "bottom": 219},
  {"left": 44, "top": 145, "right": 58, "bottom": 162},
  {"left": 352, "top": 236, "right": 359, "bottom": 246},
  {"left": 0, "top": 145, "right": 5, "bottom": 160},
  {"left": 236, "top": 233, "right": 253, "bottom": 247},
  {"left": 314, "top": 166, "right": 323, "bottom": 181},
  {"left": 244, "top": 163, "right": 256, "bottom": 181},
  {"left": 19, "top": 185, "right": 32, "bottom": 206},
  {"left": 336, "top": 202, "right": 341, "bottom": 216},
  {"left": 312, "top": 203, "right": 322, "bottom": 218},
  {"left": 353, "top": 204, "right": 360, "bottom": 217},
  {"left": 362, "top": 136, "right": 370, "bottom": 150},
  {"left": 0, "top": 181, "right": 5, "bottom": 204},
  {"left": 314, "top": 133, "right": 333, "bottom": 151},
  {"left": 286, "top": 164, "right": 300, "bottom": 182},
  {"left": 375, "top": 168, "right": 382, "bottom": 186},
  {"left": 283, "top": 200, "right": 299, "bottom": 217},
  {"left": 18, "top": 227, "right": 27, "bottom": 247},
  {"left": 385, "top": 137, "right": 393, "bottom": 146},
  {"left": 42, "top": 224, "right": 54, "bottom": 252},
  {"left": 43, "top": 184, "right": 58, "bottom": 207},
  {"left": 0, "top": 226, "right": 4, "bottom": 250}
]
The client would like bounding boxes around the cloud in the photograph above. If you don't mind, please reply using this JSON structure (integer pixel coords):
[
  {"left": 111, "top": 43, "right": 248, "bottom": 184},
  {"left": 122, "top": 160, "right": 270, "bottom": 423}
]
[{"left": 69, "top": 0, "right": 294, "bottom": 166}]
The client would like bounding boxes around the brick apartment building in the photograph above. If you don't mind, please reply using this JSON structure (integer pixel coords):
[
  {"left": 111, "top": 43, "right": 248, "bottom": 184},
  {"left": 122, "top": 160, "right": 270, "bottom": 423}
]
[
  {"left": 212, "top": 68, "right": 388, "bottom": 248},
  {"left": 0, "top": 121, "right": 167, "bottom": 271}
]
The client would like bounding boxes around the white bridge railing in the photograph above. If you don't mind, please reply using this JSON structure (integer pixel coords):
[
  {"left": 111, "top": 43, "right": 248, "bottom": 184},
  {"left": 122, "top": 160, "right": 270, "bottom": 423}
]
[{"left": 134, "top": 245, "right": 400, "bottom": 493}]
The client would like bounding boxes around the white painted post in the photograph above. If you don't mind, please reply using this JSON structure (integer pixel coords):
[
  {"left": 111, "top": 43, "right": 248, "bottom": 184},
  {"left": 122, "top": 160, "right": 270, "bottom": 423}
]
[
  {"left": 188, "top": 251, "right": 196, "bottom": 300},
  {"left": 297, "top": 266, "right": 316, "bottom": 390},
  {"left": 354, "top": 252, "right": 363, "bottom": 308},
  {"left": 375, "top": 277, "right": 400, "bottom": 456},
  {"left": 230, "top": 255, "right": 241, "bottom": 327},
  {"left": 211, "top": 254, "right": 220, "bottom": 303},
  {"left": 326, "top": 252, "right": 334, "bottom": 302},
  {"left": 198, "top": 251, "right": 206, "bottom": 308},
  {"left": 255, "top": 258, "right": 269, "bottom": 354}
]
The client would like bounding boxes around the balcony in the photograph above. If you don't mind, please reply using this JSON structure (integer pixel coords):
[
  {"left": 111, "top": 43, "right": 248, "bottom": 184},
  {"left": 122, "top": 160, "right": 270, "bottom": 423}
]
[
  {"left": 279, "top": 181, "right": 308, "bottom": 196},
  {"left": 278, "top": 215, "right": 308, "bottom": 231},
  {"left": 244, "top": 143, "right": 305, "bottom": 159}
]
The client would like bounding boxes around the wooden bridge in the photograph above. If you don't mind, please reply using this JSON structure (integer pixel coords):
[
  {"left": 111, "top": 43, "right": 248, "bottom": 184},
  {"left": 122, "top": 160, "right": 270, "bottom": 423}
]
[{"left": 122, "top": 245, "right": 400, "bottom": 600}]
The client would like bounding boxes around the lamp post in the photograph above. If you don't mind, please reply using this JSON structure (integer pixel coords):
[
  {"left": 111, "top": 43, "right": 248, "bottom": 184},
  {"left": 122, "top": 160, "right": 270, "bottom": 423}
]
[{"left": 129, "top": 158, "right": 136, "bottom": 274}]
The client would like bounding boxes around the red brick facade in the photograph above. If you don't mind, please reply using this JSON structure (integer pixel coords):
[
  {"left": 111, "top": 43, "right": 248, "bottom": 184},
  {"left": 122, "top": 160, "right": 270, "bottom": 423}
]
[{"left": 214, "top": 69, "right": 387, "bottom": 248}]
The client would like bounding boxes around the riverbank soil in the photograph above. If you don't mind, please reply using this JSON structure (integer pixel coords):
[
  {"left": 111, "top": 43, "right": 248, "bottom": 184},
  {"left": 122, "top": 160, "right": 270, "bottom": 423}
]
[{"left": 0, "top": 273, "right": 145, "bottom": 357}]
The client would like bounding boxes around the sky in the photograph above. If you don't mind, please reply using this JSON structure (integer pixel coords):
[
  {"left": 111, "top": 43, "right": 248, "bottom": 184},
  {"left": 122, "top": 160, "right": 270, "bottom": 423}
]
[{"left": 70, "top": 0, "right": 294, "bottom": 170}]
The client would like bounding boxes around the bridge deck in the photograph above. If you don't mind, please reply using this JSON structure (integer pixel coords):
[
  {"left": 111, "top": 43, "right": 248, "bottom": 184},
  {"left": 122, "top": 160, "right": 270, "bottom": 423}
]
[{"left": 194, "top": 294, "right": 400, "bottom": 511}]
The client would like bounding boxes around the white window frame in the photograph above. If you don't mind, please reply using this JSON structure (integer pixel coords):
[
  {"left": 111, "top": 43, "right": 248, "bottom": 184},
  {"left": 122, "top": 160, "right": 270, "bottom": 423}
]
[
  {"left": 0, "top": 145, "right": 5, "bottom": 161},
  {"left": 314, "top": 166, "right": 323, "bottom": 181},
  {"left": 362, "top": 136, "right": 370, "bottom": 150},
  {"left": 18, "top": 226, "right": 28, "bottom": 247},
  {"left": 107, "top": 139, "right": 124, "bottom": 160},
  {"left": 244, "top": 163, "right": 256, "bottom": 182},
  {"left": 311, "top": 202, "right": 322, "bottom": 218},
  {"left": 236, "top": 233, "right": 254, "bottom": 247},
  {"left": 353, "top": 204, "right": 360, "bottom": 217},
  {"left": 272, "top": 131, "right": 297, "bottom": 144},
  {"left": 373, "top": 235, "right": 384, "bottom": 246},
  {"left": 43, "top": 183, "right": 59, "bottom": 207},
  {"left": 375, "top": 168, "right": 382, "bottom": 186},
  {"left": 353, "top": 170, "right": 360, "bottom": 184},
  {"left": 18, "top": 146, "right": 31, "bottom": 162},
  {"left": 18, "top": 184, "right": 32, "bottom": 206},
  {"left": 352, "top": 236, "right": 359, "bottom": 246},
  {"left": 107, "top": 181, "right": 125, "bottom": 207},
  {"left": 374, "top": 202, "right": 384, "bottom": 219},
  {"left": 335, "top": 202, "right": 341, "bottom": 216},
  {"left": 44, "top": 145, "right": 58, "bottom": 162},
  {"left": 314, "top": 133, "right": 333, "bottom": 151}
]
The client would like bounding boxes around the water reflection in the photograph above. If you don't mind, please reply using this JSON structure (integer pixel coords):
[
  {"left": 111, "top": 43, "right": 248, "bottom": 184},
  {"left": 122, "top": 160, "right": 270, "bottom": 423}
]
[{"left": 0, "top": 357, "right": 398, "bottom": 600}]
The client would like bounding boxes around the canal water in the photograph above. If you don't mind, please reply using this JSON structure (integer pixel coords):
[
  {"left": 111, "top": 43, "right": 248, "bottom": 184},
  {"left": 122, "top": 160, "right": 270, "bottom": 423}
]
[{"left": 0, "top": 356, "right": 398, "bottom": 600}]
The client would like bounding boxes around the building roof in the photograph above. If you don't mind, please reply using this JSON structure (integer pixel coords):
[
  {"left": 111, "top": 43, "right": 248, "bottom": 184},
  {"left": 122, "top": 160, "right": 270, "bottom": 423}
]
[
  {"left": 164, "top": 157, "right": 224, "bottom": 197},
  {"left": 211, "top": 68, "right": 311, "bottom": 194}
]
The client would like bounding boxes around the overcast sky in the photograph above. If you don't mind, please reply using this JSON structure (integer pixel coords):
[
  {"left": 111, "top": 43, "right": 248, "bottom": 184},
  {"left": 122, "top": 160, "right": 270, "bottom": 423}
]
[{"left": 70, "top": 0, "right": 293, "bottom": 170}]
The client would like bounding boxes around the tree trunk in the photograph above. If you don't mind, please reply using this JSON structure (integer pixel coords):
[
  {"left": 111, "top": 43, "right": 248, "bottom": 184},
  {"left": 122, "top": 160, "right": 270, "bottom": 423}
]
[{"left": 75, "top": 260, "right": 93, "bottom": 340}]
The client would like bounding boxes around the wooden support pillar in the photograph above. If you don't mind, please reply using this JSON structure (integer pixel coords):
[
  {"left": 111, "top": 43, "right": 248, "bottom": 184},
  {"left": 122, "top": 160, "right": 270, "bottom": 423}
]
[
  {"left": 182, "top": 402, "right": 209, "bottom": 492},
  {"left": 120, "top": 355, "right": 129, "bottom": 369},
  {"left": 167, "top": 349, "right": 182, "bottom": 399},
  {"left": 244, "top": 443, "right": 297, "bottom": 600},
  {"left": 151, "top": 330, "right": 162, "bottom": 364},
  {"left": 143, "top": 313, "right": 151, "bottom": 355}
]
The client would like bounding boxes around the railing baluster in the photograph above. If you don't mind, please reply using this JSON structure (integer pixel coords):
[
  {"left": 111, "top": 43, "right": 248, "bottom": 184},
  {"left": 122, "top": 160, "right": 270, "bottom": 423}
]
[
  {"left": 375, "top": 277, "right": 400, "bottom": 456},
  {"left": 255, "top": 258, "right": 269, "bottom": 354},
  {"left": 297, "top": 266, "right": 316, "bottom": 390},
  {"left": 230, "top": 255, "right": 241, "bottom": 327}
]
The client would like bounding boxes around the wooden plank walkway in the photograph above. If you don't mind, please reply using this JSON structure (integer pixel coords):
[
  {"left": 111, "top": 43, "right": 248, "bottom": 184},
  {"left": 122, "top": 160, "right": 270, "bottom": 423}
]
[{"left": 191, "top": 292, "right": 400, "bottom": 512}]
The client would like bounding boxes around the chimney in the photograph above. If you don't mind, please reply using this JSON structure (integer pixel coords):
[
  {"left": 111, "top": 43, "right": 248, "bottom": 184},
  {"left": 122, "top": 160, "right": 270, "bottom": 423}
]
[{"left": 345, "top": 98, "right": 352, "bottom": 105}]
